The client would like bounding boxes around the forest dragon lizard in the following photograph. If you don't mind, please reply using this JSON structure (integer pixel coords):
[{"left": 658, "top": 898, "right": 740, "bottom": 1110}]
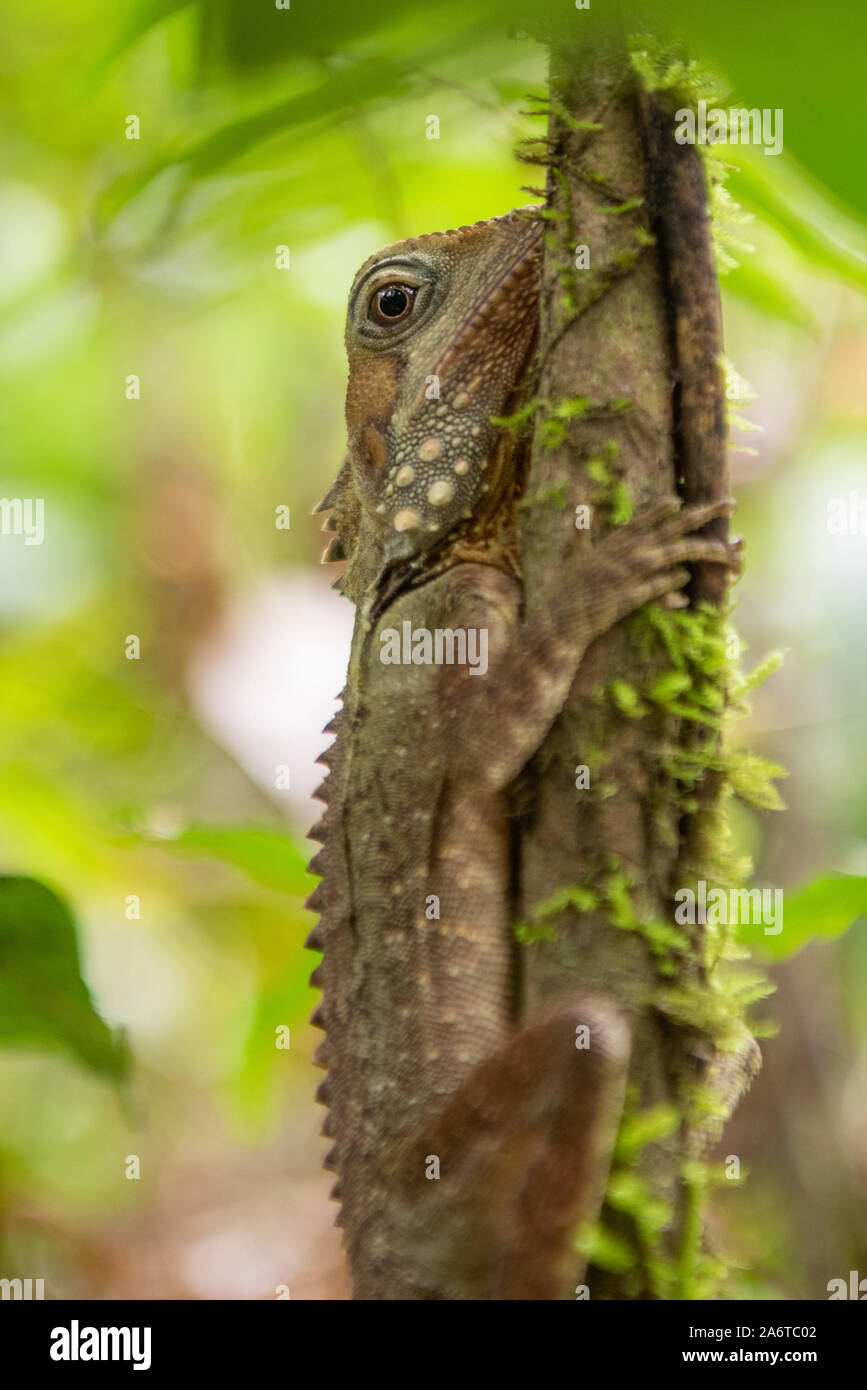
[{"left": 304, "top": 206, "right": 736, "bottom": 1300}]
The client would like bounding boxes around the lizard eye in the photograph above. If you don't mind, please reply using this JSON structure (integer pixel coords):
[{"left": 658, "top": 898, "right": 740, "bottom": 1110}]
[{"left": 369, "top": 283, "right": 417, "bottom": 325}]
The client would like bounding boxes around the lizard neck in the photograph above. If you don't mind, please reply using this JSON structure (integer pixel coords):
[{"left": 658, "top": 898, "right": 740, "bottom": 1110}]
[{"left": 360, "top": 410, "right": 533, "bottom": 624}]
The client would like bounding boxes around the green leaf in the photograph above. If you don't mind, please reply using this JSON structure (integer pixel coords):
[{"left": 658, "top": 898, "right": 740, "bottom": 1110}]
[
  {"left": 234, "top": 953, "right": 319, "bottom": 1126},
  {"left": 149, "top": 824, "right": 312, "bottom": 897},
  {"left": 727, "top": 158, "right": 867, "bottom": 294},
  {"left": 0, "top": 876, "right": 128, "bottom": 1079},
  {"left": 723, "top": 261, "right": 819, "bottom": 335},
  {"left": 741, "top": 873, "right": 867, "bottom": 960},
  {"left": 656, "top": 0, "right": 867, "bottom": 220},
  {"left": 490, "top": 77, "right": 534, "bottom": 106}
]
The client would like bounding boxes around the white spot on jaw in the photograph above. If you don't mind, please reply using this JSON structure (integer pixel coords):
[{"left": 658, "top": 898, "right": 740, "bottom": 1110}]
[
  {"left": 428, "top": 480, "right": 454, "bottom": 506},
  {"left": 453, "top": 459, "right": 469, "bottom": 476},
  {"left": 394, "top": 508, "right": 420, "bottom": 532},
  {"left": 418, "top": 437, "right": 441, "bottom": 462},
  {"left": 395, "top": 465, "right": 415, "bottom": 487}
]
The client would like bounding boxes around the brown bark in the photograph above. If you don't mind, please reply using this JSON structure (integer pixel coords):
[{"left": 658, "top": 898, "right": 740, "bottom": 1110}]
[{"left": 517, "top": 38, "right": 729, "bottom": 1296}]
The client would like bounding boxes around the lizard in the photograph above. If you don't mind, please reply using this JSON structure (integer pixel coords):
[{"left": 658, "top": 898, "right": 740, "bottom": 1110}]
[{"left": 304, "top": 206, "right": 737, "bottom": 1300}]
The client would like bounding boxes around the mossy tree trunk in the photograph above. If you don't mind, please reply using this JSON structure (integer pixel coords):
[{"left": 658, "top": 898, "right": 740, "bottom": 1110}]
[{"left": 516, "top": 34, "right": 735, "bottom": 1298}]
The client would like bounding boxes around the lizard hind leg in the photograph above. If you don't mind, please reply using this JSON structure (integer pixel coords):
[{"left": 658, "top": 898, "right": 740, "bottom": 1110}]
[{"left": 382, "top": 999, "right": 631, "bottom": 1301}]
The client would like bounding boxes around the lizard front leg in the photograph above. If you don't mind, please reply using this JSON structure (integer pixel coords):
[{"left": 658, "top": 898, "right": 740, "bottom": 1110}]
[{"left": 440, "top": 496, "right": 737, "bottom": 792}]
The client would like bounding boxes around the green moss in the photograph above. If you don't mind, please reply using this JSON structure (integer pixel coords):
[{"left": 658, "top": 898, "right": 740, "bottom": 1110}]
[
  {"left": 515, "top": 883, "right": 598, "bottom": 945},
  {"left": 627, "top": 34, "right": 757, "bottom": 292},
  {"left": 711, "top": 181, "right": 756, "bottom": 276},
  {"left": 490, "top": 398, "right": 540, "bottom": 430},
  {"left": 599, "top": 857, "right": 638, "bottom": 930},
  {"left": 627, "top": 603, "right": 788, "bottom": 825},
  {"left": 517, "top": 482, "right": 568, "bottom": 514},
  {"left": 656, "top": 972, "right": 775, "bottom": 1044},
  {"left": 615, "top": 1101, "right": 680, "bottom": 1160},
  {"left": 539, "top": 395, "right": 589, "bottom": 447},
  {"left": 628, "top": 34, "right": 728, "bottom": 110},
  {"left": 546, "top": 95, "right": 604, "bottom": 135},
  {"left": 726, "top": 750, "right": 787, "bottom": 811},
  {"left": 513, "top": 919, "right": 559, "bottom": 946},
  {"left": 608, "top": 678, "right": 647, "bottom": 718},
  {"left": 597, "top": 197, "right": 645, "bottom": 216},
  {"left": 550, "top": 165, "right": 581, "bottom": 315},
  {"left": 677, "top": 1161, "right": 708, "bottom": 1299},
  {"left": 733, "top": 648, "right": 784, "bottom": 698},
  {"left": 585, "top": 443, "right": 634, "bottom": 524},
  {"left": 574, "top": 1221, "right": 636, "bottom": 1275},
  {"left": 586, "top": 596, "right": 784, "bottom": 1291},
  {"left": 583, "top": 1093, "right": 681, "bottom": 1298}
]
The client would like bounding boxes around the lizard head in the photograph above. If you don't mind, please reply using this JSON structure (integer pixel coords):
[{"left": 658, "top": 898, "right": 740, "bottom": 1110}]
[{"left": 329, "top": 208, "right": 542, "bottom": 591}]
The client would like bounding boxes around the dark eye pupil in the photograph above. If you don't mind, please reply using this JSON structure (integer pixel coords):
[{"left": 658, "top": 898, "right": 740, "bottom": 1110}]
[
  {"left": 369, "top": 282, "right": 417, "bottom": 326},
  {"left": 379, "top": 287, "right": 408, "bottom": 317}
]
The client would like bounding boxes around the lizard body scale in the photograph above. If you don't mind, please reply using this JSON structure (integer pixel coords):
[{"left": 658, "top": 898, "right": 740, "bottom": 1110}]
[{"left": 305, "top": 208, "right": 735, "bottom": 1299}]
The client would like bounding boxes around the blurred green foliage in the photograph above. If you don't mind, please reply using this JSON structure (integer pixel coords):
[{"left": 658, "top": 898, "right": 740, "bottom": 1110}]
[
  {"left": 0, "top": 0, "right": 865, "bottom": 1299},
  {"left": 740, "top": 874, "right": 867, "bottom": 960},
  {"left": 0, "top": 877, "right": 128, "bottom": 1078}
]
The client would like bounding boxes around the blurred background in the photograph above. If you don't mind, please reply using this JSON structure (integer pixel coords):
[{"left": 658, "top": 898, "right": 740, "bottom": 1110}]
[{"left": 0, "top": 0, "right": 865, "bottom": 1300}]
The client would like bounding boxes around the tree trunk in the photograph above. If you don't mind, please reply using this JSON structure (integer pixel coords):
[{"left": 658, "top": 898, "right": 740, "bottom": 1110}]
[{"left": 516, "top": 35, "right": 733, "bottom": 1298}]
